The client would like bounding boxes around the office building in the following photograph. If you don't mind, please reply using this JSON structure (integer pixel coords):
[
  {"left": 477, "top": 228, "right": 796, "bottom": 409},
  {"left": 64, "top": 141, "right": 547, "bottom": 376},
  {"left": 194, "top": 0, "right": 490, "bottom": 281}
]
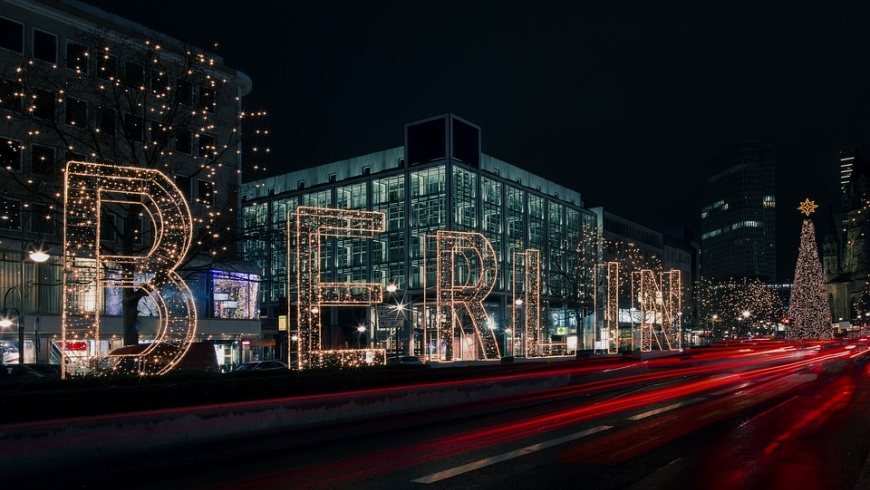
[
  {"left": 0, "top": 0, "right": 260, "bottom": 369},
  {"left": 701, "top": 140, "right": 777, "bottom": 282},
  {"left": 242, "top": 114, "right": 597, "bottom": 359}
]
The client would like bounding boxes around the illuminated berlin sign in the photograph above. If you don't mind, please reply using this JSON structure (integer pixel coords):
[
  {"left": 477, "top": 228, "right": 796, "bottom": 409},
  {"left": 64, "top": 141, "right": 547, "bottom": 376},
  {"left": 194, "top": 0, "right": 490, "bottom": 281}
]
[{"left": 290, "top": 206, "right": 683, "bottom": 365}]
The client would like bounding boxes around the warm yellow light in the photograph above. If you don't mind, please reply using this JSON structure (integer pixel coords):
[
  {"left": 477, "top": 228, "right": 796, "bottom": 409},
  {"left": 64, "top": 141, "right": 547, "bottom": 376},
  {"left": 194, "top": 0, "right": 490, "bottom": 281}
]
[
  {"left": 28, "top": 250, "right": 49, "bottom": 263},
  {"left": 0, "top": 319, "right": 12, "bottom": 328}
]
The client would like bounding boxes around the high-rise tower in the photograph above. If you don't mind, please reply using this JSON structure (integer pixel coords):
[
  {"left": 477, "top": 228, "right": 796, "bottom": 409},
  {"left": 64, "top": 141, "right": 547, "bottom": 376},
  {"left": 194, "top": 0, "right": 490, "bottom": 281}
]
[{"left": 701, "top": 141, "right": 777, "bottom": 281}]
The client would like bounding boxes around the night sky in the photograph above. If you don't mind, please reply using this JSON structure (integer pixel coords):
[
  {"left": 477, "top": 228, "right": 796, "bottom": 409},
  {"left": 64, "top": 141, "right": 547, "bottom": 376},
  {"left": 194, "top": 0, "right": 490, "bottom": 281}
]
[{"left": 83, "top": 0, "right": 870, "bottom": 280}]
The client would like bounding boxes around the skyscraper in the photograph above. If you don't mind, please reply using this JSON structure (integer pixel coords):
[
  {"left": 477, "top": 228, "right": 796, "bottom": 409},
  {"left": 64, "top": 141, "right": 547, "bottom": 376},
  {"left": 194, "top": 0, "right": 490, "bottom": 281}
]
[{"left": 701, "top": 140, "right": 777, "bottom": 281}]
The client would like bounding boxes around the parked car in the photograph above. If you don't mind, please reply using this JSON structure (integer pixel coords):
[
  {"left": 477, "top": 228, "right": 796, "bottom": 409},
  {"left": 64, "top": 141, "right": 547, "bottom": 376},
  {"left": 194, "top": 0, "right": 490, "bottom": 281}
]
[
  {"left": 231, "top": 360, "right": 289, "bottom": 372},
  {"left": 0, "top": 363, "right": 61, "bottom": 378},
  {"left": 386, "top": 355, "right": 428, "bottom": 367}
]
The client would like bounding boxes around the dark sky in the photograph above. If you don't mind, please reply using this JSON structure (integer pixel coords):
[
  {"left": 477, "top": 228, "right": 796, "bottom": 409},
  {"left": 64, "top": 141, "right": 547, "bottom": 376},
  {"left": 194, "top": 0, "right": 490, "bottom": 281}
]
[{"left": 83, "top": 0, "right": 870, "bottom": 280}]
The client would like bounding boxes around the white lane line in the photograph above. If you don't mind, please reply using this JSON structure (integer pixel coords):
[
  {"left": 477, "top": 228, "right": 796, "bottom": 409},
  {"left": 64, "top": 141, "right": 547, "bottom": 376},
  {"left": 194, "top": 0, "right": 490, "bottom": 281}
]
[
  {"left": 410, "top": 426, "right": 613, "bottom": 484},
  {"left": 626, "top": 398, "right": 706, "bottom": 421},
  {"left": 711, "top": 381, "right": 753, "bottom": 396}
]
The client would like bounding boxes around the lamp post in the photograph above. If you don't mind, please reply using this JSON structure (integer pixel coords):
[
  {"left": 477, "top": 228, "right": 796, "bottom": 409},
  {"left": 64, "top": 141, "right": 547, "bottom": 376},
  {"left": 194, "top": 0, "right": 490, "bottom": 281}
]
[
  {"left": 514, "top": 299, "right": 523, "bottom": 357},
  {"left": 0, "top": 288, "right": 22, "bottom": 364},
  {"left": 385, "top": 283, "right": 398, "bottom": 362},
  {"left": 356, "top": 325, "right": 366, "bottom": 348},
  {"left": 2, "top": 243, "right": 50, "bottom": 364}
]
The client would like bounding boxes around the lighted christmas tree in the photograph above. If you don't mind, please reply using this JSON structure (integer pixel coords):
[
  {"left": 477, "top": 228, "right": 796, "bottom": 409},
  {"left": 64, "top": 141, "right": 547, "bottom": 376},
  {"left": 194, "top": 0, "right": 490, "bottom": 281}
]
[{"left": 787, "top": 199, "right": 833, "bottom": 340}]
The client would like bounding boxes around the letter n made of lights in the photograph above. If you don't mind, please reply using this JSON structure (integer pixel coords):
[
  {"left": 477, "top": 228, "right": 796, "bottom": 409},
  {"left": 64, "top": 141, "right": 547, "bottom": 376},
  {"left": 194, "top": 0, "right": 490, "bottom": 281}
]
[
  {"left": 291, "top": 206, "right": 385, "bottom": 369},
  {"left": 513, "top": 249, "right": 541, "bottom": 357},
  {"left": 62, "top": 162, "right": 196, "bottom": 377},
  {"left": 632, "top": 269, "right": 681, "bottom": 352},
  {"left": 434, "top": 231, "right": 499, "bottom": 361}
]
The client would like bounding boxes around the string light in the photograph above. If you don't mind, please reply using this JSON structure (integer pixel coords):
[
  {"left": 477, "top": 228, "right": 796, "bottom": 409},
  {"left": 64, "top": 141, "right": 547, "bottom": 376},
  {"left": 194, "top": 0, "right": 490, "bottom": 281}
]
[
  {"left": 62, "top": 161, "right": 196, "bottom": 377},
  {"left": 513, "top": 249, "right": 541, "bottom": 357},
  {"left": 292, "top": 206, "right": 387, "bottom": 369},
  {"left": 632, "top": 269, "right": 681, "bottom": 352},
  {"left": 606, "top": 262, "right": 619, "bottom": 354},
  {"left": 788, "top": 200, "right": 832, "bottom": 340}
]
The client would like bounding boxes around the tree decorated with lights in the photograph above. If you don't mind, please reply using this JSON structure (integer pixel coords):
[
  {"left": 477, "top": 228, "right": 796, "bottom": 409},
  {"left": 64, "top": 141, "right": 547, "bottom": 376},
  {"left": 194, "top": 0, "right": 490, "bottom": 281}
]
[
  {"left": 694, "top": 277, "right": 785, "bottom": 339},
  {"left": 0, "top": 26, "right": 270, "bottom": 347},
  {"left": 787, "top": 199, "right": 832, "bottom": 340}
]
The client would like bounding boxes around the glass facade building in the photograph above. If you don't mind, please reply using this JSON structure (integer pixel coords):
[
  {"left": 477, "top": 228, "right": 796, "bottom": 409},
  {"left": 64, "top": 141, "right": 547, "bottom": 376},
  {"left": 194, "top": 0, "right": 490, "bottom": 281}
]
[
  {"left": 242, "top": 114, "right": 597, "bottom": 359},
  {"left": 701, "top": 140, "right": 777, "bottom": 282}
]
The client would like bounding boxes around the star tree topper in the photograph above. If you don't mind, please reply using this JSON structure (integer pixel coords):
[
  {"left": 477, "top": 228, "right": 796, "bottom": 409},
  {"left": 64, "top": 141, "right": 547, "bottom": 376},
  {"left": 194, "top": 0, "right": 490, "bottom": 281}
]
[{"left": 797, "top": 198, "right": 818, "bottom": 216}]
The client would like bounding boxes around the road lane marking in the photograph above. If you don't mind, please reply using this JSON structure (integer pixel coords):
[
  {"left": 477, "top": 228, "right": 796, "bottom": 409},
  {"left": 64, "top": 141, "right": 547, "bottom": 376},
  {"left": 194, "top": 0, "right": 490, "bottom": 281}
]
[
  {"left": 410, "top": 426, "right": 613, "bottom": 484},
  {"left": 711, "top": 381, "right": 753, "bottom": 396},
  {"left": 626, "top": 398, "right": 706, "bottom": 421}
]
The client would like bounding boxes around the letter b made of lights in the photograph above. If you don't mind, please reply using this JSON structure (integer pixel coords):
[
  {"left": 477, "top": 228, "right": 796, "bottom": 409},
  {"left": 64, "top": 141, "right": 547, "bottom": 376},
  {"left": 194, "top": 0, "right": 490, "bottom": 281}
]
[{"left": 62, "top": 162, "right": 196, "bottom": 377}]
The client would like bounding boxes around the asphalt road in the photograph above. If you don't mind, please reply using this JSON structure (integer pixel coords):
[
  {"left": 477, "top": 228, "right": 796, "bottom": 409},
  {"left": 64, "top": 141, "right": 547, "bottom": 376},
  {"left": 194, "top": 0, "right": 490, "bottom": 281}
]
[{"left": 103, "top": 341, "right": 870, "bottom": 490}]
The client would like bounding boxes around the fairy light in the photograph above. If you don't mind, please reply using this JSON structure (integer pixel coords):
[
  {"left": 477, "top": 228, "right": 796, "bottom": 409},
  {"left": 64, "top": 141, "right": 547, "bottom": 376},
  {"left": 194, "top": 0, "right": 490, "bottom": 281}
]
[
  {"left": 434, "top": 231, "right": 499, "bottom": 361},
  {"left": 606, "top": 262, "right": 619, "bottom": 354},
  {"left": 788, "top": 199, "right": 832, "bottom": 340},
  {"left": 62, "top": 161, "right": 196, "bottom": 377},
  {"left": 291, "top": 206, "right": 386, "bottom": 369},
  {"left": 633, "top": 269, "right": 681, "bottom": 352},
  {"left": 512, "top": 249, "right": 541, "bottom": 357}
]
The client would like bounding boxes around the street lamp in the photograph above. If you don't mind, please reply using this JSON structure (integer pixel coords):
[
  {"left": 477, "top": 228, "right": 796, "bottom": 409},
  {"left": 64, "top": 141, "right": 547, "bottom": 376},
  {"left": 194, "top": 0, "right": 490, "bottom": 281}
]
[
  {"left": 3, "top": 244, "right": 50, "bottom": 364},
  {"left": 0, "top": 288, "right": 23, "bottom": 364},
  {"left": 357, "top": 325, "right": 366, "bottom": 348},
  {"left": 514, "top": 299, "right": 523, "bottom": 357}
]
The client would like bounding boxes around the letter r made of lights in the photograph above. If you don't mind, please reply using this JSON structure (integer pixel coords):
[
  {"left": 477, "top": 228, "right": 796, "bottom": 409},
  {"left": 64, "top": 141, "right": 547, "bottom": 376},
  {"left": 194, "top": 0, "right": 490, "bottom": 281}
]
[
  {"left": 62, "top": 161, "right": 196, "bottom": 376},
  {"left": 435, "top": 231, "right": 500, "bottom": 361},
  {"left": 291, "top": 206, "right": 385, "bottom": 369}
]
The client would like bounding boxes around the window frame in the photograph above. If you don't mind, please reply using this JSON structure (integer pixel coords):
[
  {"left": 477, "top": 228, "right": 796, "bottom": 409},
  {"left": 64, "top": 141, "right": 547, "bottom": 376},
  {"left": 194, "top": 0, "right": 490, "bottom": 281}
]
[
  {"left": 0, "top": 17, "right": 24, "bottom": 54},
  {"left": 65, "top": 40, "right": 89, "bottom": 74},
  {"left": 32, "top": 28, "right": 57, "bottom": 64},
  {"left": 0, "top": 137, "right": 23, "bottom": 172}
]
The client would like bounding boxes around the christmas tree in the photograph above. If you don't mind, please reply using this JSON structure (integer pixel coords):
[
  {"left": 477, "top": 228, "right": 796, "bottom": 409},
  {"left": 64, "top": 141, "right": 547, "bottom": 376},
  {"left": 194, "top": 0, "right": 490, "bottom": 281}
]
[{"left": 787, "top": 199, "right": 832, "bottom": 340}]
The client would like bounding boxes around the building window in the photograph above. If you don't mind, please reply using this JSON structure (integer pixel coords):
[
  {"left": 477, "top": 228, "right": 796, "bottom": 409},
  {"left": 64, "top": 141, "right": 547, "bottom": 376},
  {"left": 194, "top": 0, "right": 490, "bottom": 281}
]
[
  {"left": 65, "top": 97, "right": 87, "bottom": 126},
  {"left": 175, "top": 130, "right": 192, "bottom": 154},
  {"left": 198, "top": 85, "right": 214, "bottom": 112},
  {"left": 124, "top": 113, "right": 144, "bottom": 142},
  {"left": 124, "top": 61, "right": 145, "bottom": 89},
  {"left": 29, "top": 203, "right": 54, "bottom": 235},
  {"left": 31, "top": 89, "right": 55, "bottom": 121},
  {"left": 150, "top": 121, "right": 167, "bottom": 147},
  {"left": 0, "top": 138, "right": 22, "bottom": 171},
  {"left": 96, "top": 107, "right": 116, "bottom": 134},
  {"left": 0, "top": 17, "right": 24, "bottom": 54},
  {"left": 0, "top": 77, "right": 20, "bottom": 110},
  {"left": 177, "top": 80, "right": 193, "bottom": 106},
  {"left": 65, "top": 41, "right": 88, "bottom": 74},
  {"left": 198, "top": 134, "right": 215, "bottom": 158},
  {"left": 198, "top": 180, "right": 215, "bottom": 206},
  {"left": 33, "top": 29, "right": 57, "bottom": 63},
  {"left": 31, "top": 144, "right": 55, "bottom": 174},
  {"left": 0, "top": 197, "right": 20, "bottom": 230}
]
